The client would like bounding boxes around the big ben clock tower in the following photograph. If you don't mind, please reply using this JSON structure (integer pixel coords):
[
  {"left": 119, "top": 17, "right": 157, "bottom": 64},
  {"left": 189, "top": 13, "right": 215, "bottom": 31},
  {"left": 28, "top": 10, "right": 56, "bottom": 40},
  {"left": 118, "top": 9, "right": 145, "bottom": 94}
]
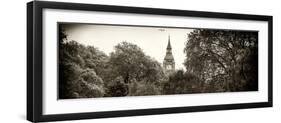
[{"left": 163, "top": 35, "right": 175, "bottom": 74}]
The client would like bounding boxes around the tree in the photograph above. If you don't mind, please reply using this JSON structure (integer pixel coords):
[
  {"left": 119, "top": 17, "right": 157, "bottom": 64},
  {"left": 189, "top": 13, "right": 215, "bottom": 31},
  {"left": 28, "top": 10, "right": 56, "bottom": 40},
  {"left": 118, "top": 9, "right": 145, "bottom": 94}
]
[
  {"left": 109, "top": 42, "right": 165, "bottom": 84},
  {"left": 163, "top": 70, "right": 201, "bottom": 94},
  {"left": 79, "top": 46, "right": 110, "bottom": 81},
  {"left": 59, "top": 24, "right": 67, "bottom": 43},
  {"left": 184, "top": 29, "right": 258, "bottom": 92},
  {"left": 127, "top": 78, "right": 162, "bottom": 96},
  {"left": 59, "top": 25, "right": 108, "bottom": 98},
  {"left": 72, "top": 69, "right": 105, "bottom": 98},
  {"left": 106, "top": 42, "right": 166, "bottom": 96},
  {"left": 106, "top": 76, "right": 129, "bottom": 97},
  {"left": 59, "top": 62, "right": 83, "bottom": 98}
]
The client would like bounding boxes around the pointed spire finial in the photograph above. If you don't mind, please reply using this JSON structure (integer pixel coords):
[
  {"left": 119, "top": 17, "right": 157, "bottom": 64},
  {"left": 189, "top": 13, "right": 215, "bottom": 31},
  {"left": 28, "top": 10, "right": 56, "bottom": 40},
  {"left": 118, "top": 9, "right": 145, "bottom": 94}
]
[
  {"left": 169, "top": 34, "right": 170, "bottom": 41},
  {"left": 167, "top": 35, "right": 172, "bottom": 49}
]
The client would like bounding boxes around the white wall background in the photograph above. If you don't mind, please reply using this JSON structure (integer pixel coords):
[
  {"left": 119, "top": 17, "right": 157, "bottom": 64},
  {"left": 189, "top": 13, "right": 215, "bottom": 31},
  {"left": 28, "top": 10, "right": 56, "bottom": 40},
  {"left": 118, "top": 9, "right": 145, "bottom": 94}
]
[{"left": 0, "top": 0, "right": 280, "bottom": 123}]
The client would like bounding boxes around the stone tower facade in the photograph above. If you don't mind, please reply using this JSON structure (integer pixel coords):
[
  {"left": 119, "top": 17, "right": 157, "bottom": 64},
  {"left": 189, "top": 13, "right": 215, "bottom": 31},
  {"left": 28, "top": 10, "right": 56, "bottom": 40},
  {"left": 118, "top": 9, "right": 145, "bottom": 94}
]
[{"left": 163, "top": 35, "right": 175, "bottom": 74}]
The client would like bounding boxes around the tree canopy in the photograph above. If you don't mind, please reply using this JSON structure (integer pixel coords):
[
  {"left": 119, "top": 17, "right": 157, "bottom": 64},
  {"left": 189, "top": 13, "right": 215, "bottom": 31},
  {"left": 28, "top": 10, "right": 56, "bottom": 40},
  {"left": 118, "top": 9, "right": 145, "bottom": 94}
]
[{"left": 184, "top": 29, "right": 258, "bottom": 92}]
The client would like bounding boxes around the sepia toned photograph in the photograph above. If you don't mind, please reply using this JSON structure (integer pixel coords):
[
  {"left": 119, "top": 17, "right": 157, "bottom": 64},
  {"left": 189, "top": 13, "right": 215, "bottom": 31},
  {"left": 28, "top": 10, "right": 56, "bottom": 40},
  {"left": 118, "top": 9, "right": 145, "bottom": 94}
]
[{"left": 58, "top": 23, "right": 258, "bottom": 99}]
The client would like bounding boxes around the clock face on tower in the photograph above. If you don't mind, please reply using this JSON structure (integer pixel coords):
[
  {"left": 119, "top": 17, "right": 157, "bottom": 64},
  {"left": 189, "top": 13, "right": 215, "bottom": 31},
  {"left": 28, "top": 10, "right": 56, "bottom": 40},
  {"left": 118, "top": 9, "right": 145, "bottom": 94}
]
[{"left": 166, "top": 65, "right": 172, "bottom": 70}]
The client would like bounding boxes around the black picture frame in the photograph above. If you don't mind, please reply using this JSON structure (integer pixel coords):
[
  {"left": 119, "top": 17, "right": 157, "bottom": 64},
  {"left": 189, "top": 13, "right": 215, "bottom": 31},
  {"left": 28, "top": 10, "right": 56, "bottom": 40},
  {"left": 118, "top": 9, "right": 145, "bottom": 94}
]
[{"left": 27, "top": 1, "right": 273, "bottom": 122}]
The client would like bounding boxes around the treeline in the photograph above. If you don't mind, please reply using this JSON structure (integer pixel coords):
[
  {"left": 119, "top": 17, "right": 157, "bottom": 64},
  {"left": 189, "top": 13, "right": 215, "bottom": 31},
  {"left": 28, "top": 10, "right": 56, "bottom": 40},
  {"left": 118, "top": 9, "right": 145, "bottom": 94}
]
[
  {"left": 59, "top": 40, "right": 169, "bottom": 98},
  {"left": 59, "top": 26, "right": 258, "bottom": 99},
  {"left": 59, "top": 25, "right": 169, "bottom": 98}
]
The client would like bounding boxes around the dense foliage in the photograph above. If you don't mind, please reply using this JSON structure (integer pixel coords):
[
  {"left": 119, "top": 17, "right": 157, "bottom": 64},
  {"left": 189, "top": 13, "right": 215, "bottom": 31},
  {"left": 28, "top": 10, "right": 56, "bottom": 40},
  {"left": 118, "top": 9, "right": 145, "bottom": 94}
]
[
  {"left": 59, "top": 26, "right": 258, "bottom": 99},
  {"left": 184, "top": 29, "right": 258, "bottom": 92}
]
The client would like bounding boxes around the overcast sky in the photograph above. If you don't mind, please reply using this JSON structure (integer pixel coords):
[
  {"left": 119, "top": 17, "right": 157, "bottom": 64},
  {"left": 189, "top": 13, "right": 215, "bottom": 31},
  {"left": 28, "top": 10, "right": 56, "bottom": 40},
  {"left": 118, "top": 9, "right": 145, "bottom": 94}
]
[{"left": 62, "top": 24, "right": 193, "bottom": 70}]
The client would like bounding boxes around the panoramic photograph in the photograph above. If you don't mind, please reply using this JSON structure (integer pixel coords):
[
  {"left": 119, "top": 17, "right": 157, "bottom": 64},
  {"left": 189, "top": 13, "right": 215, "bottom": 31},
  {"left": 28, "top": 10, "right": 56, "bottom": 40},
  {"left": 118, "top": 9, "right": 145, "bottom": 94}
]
[{"left": 58, "top": 23, "right": 258, "bottom": 99}]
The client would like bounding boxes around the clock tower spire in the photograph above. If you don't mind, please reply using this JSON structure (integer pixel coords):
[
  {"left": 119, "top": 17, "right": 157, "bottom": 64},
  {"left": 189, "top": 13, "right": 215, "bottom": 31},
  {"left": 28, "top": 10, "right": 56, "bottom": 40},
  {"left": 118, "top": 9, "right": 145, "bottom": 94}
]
[{"left": 163, "top": 35, "right": 175, "bottom": 74}]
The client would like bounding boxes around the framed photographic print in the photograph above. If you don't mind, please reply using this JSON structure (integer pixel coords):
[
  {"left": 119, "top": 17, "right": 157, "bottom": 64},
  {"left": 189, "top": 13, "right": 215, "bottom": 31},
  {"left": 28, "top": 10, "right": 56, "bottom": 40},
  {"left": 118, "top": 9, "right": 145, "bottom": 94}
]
[{"left": 27, "top": 1, "right": 273, "bottom": 122}]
